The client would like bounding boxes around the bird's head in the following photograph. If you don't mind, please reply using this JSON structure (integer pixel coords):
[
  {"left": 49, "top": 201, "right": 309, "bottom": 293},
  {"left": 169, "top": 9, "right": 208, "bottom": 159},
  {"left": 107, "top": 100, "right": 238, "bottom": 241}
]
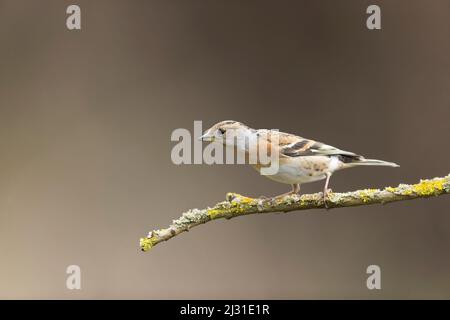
[{"left": 199, "top": 120, "right": 250, "bottom": 144}]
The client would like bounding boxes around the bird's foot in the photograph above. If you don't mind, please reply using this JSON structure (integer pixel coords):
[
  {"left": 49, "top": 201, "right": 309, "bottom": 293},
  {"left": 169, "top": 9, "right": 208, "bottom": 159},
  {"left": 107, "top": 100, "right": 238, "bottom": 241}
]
[
  {"left": 323, "top": 188, "right": 333, "bottom": 209},
  {"left": 272, "top": 191, "right": 299, "bottom": 201}
]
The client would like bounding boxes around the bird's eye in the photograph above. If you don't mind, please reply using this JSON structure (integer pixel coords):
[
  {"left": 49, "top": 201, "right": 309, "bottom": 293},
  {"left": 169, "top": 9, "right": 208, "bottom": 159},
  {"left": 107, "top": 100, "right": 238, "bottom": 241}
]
[{"left": 218, "top": 128, "right": 226, "bottom": 135}]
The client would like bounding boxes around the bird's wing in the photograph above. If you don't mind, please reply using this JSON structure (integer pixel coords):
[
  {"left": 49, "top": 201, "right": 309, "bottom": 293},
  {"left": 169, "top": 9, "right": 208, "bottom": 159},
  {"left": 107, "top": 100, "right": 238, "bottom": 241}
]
[{"left": 259, "top": 130, "right": 359, "bottom": 158}]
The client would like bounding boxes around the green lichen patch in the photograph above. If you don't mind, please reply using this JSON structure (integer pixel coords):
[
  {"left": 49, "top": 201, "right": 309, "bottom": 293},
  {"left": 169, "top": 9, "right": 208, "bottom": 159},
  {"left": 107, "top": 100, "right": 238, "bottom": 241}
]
[
  {"left": 445, "top": 182, "right": 450, "bottom": 193},
  {"left": 294, "top": 193, "right": 322, "bottom": 206},
  {"left": 276, "top": 194, "right": 301, "bottom": 205}
]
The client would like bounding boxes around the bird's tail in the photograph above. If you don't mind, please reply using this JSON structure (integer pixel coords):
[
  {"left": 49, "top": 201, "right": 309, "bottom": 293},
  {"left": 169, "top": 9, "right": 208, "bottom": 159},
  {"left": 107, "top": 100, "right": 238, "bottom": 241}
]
[{"left": 344, "top": 157, "right": 400, "bottom": 168}]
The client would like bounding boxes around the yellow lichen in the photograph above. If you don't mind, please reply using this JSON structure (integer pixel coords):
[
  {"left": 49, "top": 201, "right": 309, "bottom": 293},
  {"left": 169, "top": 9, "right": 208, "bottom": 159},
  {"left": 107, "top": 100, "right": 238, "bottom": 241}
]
[
  {"left": 235, "top": 196, "right": 256, "bottom": 205},
  {"left": 385, "top": 186, "right": 396, "bottom": 193},
  {"left": 207, "top": 208, "right": 224, "bottom": 219},
  {"left": 358, "top": 189, "right": 379, "bottom": 203},
  {"left": 140, "top": 237, "right": 155, "bottom": 252},
  {"left": 385, "top": 178, "right": 446, "bottom": 197},
  {"left": 411, "top": 179, "right": 445, "bottom": 196},
  {"left": 208, "top": 194, "right": 259, "bottom": 219},
  {"left": 229, "top": 201, "right": 252, "bottom": 213}
]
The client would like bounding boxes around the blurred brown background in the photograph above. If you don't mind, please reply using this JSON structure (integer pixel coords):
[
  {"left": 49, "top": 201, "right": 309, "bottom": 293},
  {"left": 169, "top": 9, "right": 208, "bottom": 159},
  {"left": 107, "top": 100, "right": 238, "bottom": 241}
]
[{"left": 0, "top": 0, "right": 449, "bottom": 299}]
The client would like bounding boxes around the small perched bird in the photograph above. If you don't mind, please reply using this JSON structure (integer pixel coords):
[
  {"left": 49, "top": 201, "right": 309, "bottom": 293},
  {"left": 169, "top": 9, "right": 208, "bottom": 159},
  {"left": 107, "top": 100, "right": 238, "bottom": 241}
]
[{"left": 199, "top": 120, "right": 399, "bottom": 206}]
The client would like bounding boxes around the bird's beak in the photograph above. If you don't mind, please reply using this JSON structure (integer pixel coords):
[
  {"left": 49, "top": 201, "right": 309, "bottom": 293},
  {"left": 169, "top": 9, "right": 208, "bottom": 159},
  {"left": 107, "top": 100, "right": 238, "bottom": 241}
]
[{"left": 198, "top": 132, "right": 215, "bottom": 142}]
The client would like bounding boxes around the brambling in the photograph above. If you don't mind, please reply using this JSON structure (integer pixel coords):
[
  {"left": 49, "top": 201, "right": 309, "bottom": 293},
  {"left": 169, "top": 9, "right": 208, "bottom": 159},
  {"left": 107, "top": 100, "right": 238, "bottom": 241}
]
[{"left": 199, "top": 120, "right": 399, "bottom": 207}]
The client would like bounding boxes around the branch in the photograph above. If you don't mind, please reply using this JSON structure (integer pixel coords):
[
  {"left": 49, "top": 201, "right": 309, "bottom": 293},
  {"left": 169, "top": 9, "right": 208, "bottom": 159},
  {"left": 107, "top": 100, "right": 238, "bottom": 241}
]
[{"left": 140, "top": 173, "right": 450, "bottom": 252}]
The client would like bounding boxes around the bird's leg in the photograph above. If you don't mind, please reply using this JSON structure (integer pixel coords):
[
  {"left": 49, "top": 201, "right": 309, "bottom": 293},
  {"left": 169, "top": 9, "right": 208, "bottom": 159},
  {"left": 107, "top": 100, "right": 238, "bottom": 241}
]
[
  {"left": 323, "top": 172, "right": 332, "bottom": 209},
  {"left": 272, "top": 184, "right": 300, "bottom": 199}
]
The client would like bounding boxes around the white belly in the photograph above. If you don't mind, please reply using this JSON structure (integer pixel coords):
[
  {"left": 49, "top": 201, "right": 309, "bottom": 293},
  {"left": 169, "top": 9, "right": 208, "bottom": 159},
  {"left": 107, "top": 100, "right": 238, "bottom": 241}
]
[
  {"left": 263, "top": 165, "right": 326, "bottom": 184},
  {"left": 252, "top": 156, "right": 340, "bottom": 185},
  {"left": 252, "top": 163, "right": 326, "bottom": 184}
]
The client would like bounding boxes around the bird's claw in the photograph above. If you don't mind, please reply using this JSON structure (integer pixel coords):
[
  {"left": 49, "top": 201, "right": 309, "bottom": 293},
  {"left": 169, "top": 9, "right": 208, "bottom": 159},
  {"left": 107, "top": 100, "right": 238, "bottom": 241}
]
[{"left": 323, "top": 188, "right": 333, "bottom": 209}]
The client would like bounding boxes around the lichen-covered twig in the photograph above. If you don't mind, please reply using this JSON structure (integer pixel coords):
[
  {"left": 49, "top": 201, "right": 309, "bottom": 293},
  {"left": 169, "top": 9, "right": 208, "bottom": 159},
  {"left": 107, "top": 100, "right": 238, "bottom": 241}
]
[{"left": 140, "top": 174, "right": 450, "bottom": 252}]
